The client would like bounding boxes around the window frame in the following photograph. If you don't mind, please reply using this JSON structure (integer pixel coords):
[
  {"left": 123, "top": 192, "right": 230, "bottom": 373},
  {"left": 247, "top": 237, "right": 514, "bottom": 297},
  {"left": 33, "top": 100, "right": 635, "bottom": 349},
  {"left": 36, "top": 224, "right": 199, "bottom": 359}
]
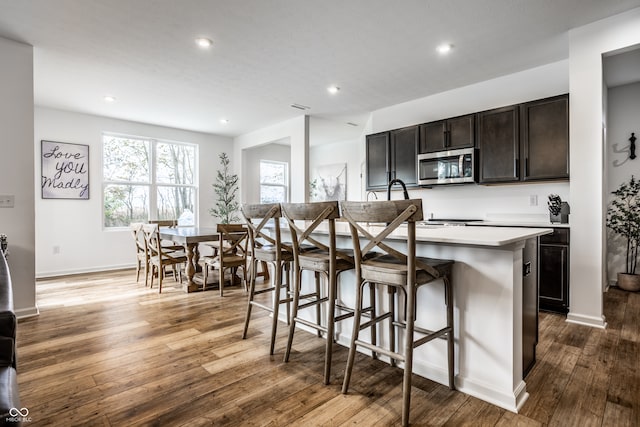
[
  {"left": 259, "top": 159, "right": 289, "bottom": 204},
  {"left": 102, "top": 132, "right": 198, "bottom": 230}
]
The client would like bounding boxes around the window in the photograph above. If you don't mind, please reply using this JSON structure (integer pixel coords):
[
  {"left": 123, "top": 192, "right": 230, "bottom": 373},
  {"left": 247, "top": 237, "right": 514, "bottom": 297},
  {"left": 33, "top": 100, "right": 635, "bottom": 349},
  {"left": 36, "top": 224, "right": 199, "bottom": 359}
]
[
  {"left": 102, "top": 134, "right": 197, "bottom": 228},
  {"left": 260, "top": 160, "right": 288, "bottom": 203}
]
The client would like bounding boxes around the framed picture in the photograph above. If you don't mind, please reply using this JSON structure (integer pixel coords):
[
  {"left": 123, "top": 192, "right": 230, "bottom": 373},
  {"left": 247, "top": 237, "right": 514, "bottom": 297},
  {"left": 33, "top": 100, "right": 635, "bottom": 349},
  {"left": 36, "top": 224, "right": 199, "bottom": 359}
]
[
  {"left": 310, "top": 163, "right": 347, "bottom": 201},
  {"left": 41, "top": 140, "right": 90, "bottom": 199}
]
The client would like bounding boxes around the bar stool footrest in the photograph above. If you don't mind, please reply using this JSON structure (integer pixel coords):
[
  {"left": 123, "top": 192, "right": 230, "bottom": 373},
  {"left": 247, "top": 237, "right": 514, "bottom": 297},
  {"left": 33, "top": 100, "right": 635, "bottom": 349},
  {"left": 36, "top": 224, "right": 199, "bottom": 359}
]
[{"left": 354, "top": 339, "right": 405, "bottom": 363}]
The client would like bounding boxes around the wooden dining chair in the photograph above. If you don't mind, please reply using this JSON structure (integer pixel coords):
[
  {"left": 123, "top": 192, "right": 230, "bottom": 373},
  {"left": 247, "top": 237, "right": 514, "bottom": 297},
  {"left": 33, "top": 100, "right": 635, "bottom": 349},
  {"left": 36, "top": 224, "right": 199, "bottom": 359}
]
[
  {"left": 142, "top": 224, "right": 188, "bottom": 293},
  {"left": 201, "top": 224, "right": 249, "bottom": 297},
  {"left": 339, "top": 199, "right": 455, "bottom": 427},
  {"left": 130, "top": 222, "right": 149, "bottom": 286}
]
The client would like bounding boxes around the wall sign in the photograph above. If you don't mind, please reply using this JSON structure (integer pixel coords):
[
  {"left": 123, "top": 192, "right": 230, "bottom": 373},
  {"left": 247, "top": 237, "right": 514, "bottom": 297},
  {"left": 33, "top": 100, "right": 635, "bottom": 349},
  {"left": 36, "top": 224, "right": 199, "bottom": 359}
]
[{"left": 41, "top": 140, "right": 89, "bottom": 199}]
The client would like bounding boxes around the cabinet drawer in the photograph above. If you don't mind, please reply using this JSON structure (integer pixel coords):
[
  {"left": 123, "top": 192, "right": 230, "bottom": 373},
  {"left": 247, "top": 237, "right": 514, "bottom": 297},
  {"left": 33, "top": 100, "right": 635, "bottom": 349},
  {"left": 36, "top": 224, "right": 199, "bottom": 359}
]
[{"left": 540, "top": 228, "right": 569, "bottom": 245}]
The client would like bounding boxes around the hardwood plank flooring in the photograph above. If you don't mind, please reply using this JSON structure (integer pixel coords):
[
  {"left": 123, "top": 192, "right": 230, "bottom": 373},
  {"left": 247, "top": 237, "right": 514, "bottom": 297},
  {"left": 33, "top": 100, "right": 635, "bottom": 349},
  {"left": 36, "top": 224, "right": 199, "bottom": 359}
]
[{"left": 15, "top": 269, "right": 640, "bottom": 426}]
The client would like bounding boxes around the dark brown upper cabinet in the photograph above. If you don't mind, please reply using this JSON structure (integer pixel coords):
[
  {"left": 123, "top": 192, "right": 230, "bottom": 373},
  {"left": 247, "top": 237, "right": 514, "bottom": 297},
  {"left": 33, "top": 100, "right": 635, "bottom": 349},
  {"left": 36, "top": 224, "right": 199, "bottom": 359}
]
[
  {"left": 520, "top": 94, "right": 569, "bottom": 181},
  {"left": 419, "top": 114, "right": 475, "bottom": 154},
  {"left": 365, "top": 126, "right": 418, "bottom": 191},
  {"left": 478, "top": 105, "right": 520, "bottom": 183},
  {"left": 366, "top": 131, "right": 391, "bottom": 190}
]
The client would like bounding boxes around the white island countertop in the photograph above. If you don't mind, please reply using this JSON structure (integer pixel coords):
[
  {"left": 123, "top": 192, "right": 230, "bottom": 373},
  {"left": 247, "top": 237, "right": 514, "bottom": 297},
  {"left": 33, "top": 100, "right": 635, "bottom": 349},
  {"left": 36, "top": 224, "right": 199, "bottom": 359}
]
[{"left": 329, "top": 221, "right": 553, "bottom": 247}]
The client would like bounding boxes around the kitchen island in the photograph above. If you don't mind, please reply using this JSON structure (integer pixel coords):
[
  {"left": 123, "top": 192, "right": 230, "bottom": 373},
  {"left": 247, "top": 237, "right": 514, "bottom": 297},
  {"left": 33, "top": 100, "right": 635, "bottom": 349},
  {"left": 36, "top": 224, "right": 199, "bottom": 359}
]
[{"left": 286, "top": 222, "right": 552, "bottom": 413}]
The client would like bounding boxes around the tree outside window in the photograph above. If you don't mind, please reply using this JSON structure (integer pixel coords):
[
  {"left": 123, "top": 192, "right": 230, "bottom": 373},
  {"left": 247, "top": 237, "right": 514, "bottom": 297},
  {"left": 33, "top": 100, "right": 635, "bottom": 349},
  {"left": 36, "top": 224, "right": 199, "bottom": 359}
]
[{"left": 102, "top": 134, "right": 197, "bottom": 228}]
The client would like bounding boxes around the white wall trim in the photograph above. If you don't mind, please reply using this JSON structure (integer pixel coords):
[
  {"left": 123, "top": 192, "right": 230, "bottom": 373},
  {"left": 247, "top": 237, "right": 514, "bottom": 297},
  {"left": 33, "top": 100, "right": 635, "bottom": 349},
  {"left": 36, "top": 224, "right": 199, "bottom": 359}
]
[
  {"left": 566, "top": 312, "right": 607, "bottom": 329},
  {"left": 16, "top": 306, "right": 39, "bottom": 320}
]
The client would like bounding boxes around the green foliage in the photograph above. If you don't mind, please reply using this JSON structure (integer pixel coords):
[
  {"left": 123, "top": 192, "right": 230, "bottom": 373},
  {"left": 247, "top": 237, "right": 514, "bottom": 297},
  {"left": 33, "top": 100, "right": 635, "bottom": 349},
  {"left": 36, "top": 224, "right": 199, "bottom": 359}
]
[
  {"left": 210, "top": 152, "right": 240, "bottom": 224},
  {"left": 606, "top": 175, "right": 640, "bottom": 275}
]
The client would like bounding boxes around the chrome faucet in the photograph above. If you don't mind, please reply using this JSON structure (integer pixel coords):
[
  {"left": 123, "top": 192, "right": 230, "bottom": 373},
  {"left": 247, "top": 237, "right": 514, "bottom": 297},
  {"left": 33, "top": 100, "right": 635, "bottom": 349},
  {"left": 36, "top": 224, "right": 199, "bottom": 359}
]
[{"left": 387, "top": 178, "right": 410, "bottom": 200}]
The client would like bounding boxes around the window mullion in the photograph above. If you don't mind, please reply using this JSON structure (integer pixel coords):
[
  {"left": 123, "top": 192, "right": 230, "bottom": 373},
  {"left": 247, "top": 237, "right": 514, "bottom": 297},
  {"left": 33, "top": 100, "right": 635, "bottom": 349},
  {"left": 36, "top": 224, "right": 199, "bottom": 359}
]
[{"left": 149, "top": 140, "right": 158, "bottom": 220}]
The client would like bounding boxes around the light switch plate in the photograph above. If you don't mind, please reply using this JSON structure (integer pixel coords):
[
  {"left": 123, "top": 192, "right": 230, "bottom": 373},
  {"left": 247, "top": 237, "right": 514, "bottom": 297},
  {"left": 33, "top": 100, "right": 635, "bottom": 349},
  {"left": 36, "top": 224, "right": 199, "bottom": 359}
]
[{"left": 0, "top": 195, "right": 15, "bottom": 208}]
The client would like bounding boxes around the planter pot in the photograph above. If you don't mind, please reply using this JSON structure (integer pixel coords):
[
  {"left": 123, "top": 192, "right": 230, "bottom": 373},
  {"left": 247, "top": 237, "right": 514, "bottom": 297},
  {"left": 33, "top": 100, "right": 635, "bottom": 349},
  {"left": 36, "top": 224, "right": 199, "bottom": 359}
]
[{"left": 617, "top": 272, "right": 640, "bottom": 292}]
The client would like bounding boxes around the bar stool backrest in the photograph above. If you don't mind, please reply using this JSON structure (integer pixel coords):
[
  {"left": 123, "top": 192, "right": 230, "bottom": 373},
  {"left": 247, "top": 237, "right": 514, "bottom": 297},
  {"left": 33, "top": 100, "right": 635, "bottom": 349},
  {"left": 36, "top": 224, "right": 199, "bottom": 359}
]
[
  {"left": 340, "top": 199, "right": 440, "bottom": 279},
  {"left": 280, "top": 201, "right": 340, "bottom": 259},
  {"left": 241, "top": 203, "right": 290, "bottom": 257}
]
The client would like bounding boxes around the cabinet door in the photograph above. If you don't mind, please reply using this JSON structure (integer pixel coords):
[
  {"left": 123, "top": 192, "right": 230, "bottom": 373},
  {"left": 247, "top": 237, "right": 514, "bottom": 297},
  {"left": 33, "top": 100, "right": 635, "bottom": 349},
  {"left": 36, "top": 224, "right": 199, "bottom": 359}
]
[
  {"left": 366, "top": 132, "right": 390, "bottom": 190},
  {"left": 478, "top": 105, "right": 519, "bottom": 183},
  {"left": 521, "top": 95, "right": 569, "bottom": 181},
  {"left": 539, "top": 244, "right": 569, "bottom": 313},
  {"left": 419, "top": 121, "right": 446, "bottom": 154},
  {"left": 391, "top": 126, "right": 418, "bottom": 186},
  {"left": 447, "top": 114, "right": 475, "bottom": 150}
]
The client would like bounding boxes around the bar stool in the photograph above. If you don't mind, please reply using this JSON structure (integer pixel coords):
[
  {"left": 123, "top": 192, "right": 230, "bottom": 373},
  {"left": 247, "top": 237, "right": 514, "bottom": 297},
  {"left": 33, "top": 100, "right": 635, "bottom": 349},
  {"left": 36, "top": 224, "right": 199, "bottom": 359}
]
[
  {"left": 241, "top": 203, "right": 293, "bottom": 355},
  {"left": 281, "top": 201, "right": 367, "bottom": 385},
  {"left": 340, "top": 199, "right": 455, "bottom": 427}
]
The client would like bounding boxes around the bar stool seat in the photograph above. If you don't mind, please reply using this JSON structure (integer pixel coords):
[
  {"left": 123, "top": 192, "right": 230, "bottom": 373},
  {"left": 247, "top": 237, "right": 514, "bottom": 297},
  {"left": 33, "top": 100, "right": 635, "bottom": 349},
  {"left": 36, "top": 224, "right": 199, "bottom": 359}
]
[{"left": 340, "top": 199, "right": 455, "bottom": 427}]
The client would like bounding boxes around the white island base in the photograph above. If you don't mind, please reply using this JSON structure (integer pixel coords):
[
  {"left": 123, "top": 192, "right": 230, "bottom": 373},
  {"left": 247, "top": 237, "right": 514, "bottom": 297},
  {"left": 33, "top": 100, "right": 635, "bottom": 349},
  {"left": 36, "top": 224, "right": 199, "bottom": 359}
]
[{"left": 288, "top": 224, "right": 551, "bottom": 413}]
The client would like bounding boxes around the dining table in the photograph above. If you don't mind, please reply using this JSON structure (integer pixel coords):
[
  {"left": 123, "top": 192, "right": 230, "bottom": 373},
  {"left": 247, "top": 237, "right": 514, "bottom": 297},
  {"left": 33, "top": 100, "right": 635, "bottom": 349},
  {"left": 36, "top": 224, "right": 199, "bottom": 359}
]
[{"left": 158, "top": 226, "right": 220, "bottom": 292}]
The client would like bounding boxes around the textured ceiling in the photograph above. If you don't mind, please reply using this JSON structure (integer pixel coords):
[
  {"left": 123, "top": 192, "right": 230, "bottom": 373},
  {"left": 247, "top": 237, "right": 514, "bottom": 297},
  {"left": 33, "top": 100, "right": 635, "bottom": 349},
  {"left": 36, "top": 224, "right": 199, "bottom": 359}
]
[{"left": 0, "top": 0, "right": 639, "bottom": 138}]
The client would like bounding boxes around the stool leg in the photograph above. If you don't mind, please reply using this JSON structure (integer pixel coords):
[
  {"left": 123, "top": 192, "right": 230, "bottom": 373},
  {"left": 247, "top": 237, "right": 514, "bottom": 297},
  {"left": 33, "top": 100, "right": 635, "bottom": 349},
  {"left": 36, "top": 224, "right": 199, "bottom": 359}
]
[
  {"left": 388, "top": 286, "right": 396, "bottom": 367},
  {"left": 285, "top": 262, "right": 291, "bottom": 325},
  {"left": 242, "top": 257, "right": 257, "bottom": 339},
  {"left": 315, "top": 272, "right": 322, "bottom": 338},
  {"left": 369, "top": 282, "right": 377, "bottom": 360},
  {"left": 284, "top": 266, "right": 302, "bottom": 363},
  {"left": 270, "top": 260, "right": 282, "bottom": 355},
  {"left": 324, "top": 271, "right": 336, "bottom": 385},
  {"left": 402, "top": 284, "right": 417, "bottom": 427},
  {"left": 445, "top": 275, "right": 455, "bottom": 389},
  {"left": 342, "top": 279, "right": 364, "bottom": 394}
]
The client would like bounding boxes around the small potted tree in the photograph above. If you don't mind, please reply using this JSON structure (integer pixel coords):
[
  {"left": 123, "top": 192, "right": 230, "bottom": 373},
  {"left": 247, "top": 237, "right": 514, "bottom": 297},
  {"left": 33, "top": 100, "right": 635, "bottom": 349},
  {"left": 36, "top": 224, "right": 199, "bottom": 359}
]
[
  {"left": 606, "top": 175, "right": 640, "bottom": 291},
  {"left": 210, "top": 152, "right": 240, "bottom": 224}
]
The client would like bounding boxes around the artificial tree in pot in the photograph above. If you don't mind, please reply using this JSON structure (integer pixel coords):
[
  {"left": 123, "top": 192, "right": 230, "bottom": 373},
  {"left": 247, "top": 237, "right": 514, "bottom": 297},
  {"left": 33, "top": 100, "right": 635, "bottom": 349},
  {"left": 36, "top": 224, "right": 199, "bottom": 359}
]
[{"left": 606, "top": 175, "right": 640, "bottom": 291}]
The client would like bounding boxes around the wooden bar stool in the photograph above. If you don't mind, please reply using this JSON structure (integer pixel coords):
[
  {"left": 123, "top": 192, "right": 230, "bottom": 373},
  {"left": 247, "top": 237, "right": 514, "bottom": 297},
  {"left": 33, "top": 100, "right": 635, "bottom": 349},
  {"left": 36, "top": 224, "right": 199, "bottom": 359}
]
[
  {"left": 241, "top": 203, "right": 293, "bottom": 355},
  {"left": 340, "top": 199, "right": 455, "bottom": 427},
  {"left": 281, "top": 201, "right": 365, "bottom": 385}
]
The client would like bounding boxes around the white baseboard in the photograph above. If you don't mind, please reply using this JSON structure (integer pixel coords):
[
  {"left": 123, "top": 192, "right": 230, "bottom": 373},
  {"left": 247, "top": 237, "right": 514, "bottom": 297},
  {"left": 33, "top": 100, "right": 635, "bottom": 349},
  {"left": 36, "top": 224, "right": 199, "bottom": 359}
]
[
  {"left": 15, "top": 306, "right": 39, "bottom": 320},
  {"left": 36, "top": 263, "right": 135, "bottom": 279},
  {"left": 566, "top": 312, "right": 607, "bottom": 329}
]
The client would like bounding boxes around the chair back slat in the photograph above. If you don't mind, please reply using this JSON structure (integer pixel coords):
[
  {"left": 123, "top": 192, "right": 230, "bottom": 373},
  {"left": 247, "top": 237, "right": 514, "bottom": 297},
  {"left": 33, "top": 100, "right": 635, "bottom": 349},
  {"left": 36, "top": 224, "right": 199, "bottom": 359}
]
[
  {"left": 216, "top": 223, "right": 249, "bottom": 256},
  {"left": 149, "top": 219, "right": 177, "bottom": 227}
]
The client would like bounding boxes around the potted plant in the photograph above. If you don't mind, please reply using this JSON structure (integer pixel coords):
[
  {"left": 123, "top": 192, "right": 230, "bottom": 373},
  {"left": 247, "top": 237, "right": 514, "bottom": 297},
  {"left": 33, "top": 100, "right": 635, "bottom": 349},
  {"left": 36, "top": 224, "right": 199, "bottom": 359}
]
[
  {"left": 606, "top": 175, "right": 640, "bottom": 291},
  {"left": 210, "top": 152, "right": 240, "bottom": 224}
]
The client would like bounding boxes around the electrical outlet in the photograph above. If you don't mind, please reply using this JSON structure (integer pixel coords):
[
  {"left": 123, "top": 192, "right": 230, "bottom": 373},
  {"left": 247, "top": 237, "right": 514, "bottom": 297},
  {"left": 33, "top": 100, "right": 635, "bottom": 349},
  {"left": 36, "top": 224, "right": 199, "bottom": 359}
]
[
  {"left": 529, "top": 195, "right": 538, "bottom": 206},
  {"left": 53, "top": 246, "right": 60, "bottom": 255},
  {"left": 0, "top": 195, "right": 14, "bottom": 208}
]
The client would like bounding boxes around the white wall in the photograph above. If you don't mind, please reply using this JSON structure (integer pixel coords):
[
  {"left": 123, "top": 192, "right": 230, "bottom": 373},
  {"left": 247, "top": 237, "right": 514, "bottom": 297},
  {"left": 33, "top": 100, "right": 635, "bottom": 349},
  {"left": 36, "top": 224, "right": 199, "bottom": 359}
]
[
  {"left": 606, "top": 81, "right": 640, "bottom": 284},
  {"left": 568, "top": 7, "right": 640, "bottom": 328},
  {"left": 367, "top": 60, "right": 570, "bottom": 219},
  {"left": 243, "top": 143, "right": 291, "bottom": 204},
  {"left": 34, "top": 107, "right": 233, "bottom": 277},
  {"left": 0, "top": 37, "right": 37, "bottom": 318},
  {"left": 234, "top": 115, "right": 308, "bottom": 203},
  {"left": 309, "top": 139, "right": 364, "bottom": 202}
]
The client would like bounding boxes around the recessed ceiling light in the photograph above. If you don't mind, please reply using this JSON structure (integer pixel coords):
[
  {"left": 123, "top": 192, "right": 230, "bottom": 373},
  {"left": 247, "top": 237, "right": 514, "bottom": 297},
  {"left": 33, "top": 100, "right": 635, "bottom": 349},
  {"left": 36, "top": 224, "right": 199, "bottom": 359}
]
[
  {"left": 327, "top": 85, "right": 340, "bottom": 94},
  {"left": 436, "top": 43, "right": 453, "bottom": 54},
  {"left": 220, "top": 118, "right": 229, "bottom": 124},
  {"left": 103, "top": 95, "right": 116, "bottom": 103},
  {"left": 195, "top": 37, "right": 213, "bottom": 48}
]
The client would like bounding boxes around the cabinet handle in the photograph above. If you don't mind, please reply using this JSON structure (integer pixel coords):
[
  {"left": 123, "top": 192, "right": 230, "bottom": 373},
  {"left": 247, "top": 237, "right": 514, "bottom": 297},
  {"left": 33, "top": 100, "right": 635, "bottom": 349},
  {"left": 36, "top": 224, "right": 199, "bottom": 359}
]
[
  {"left": 444, "top": 129, "right": 450, "bottom": 148},
  {"left": 525, "top": 158, "right": 529, "bottom": 177},
  {"left": 515, "top": 158, "right": 519, "bottom": 178}
]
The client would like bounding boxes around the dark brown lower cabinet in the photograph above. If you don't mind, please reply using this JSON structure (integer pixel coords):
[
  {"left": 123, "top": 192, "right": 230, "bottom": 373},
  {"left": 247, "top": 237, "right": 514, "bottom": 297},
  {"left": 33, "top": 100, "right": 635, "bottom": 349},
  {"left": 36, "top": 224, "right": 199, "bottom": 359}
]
[
  {"left": 522, "top": 238, "right": 538, "bottom": 378},
  {"left": 538, "top": 228, "right": 570, "bottom": 314}
]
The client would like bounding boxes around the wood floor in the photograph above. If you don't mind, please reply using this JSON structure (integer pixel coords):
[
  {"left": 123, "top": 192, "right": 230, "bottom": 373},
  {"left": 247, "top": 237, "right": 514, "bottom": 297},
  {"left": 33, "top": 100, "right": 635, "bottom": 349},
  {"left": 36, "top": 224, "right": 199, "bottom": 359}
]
[{"left": 16, "top": 269, "right": 639, "bottom": 426}]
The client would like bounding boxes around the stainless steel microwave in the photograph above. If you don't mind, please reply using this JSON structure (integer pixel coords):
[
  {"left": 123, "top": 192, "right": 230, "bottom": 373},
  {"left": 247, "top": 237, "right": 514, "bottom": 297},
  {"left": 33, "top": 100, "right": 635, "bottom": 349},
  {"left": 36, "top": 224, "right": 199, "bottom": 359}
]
[{"left": 417, "top": 148, "right": 477, "bottom": 185}]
